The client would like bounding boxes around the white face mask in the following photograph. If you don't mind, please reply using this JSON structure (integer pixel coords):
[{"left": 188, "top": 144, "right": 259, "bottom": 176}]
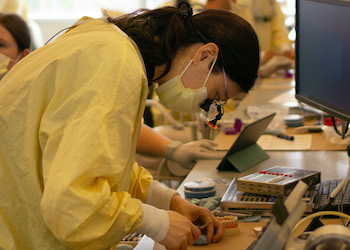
[
  {"left": 0, "top": 53, "right": 14, "bottom": 80},
  {"left": 155, "top": 56, "right": 218, "bottom": 113},
  {"left": 0, "top": 53, "right": 20, "bottom": 77},
  {"left": 0, "top": 53, "right": 12, "bottom": 77}
]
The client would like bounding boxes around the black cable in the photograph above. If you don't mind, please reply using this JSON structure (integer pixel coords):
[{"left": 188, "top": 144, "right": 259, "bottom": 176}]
[
  {"left": 331, "top": 116, "right": 342, "bottom": 136},
  {"left": 44, "top": 26, "right": 77, "bottom": 45},
  {"left": 331, "top": 116, "right": 349, "bottom": 137}
]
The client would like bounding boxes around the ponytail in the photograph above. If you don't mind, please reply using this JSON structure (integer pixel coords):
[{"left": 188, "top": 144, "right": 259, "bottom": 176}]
[{"left": 109, "top": 4, "right": 260, "bottom": 91}]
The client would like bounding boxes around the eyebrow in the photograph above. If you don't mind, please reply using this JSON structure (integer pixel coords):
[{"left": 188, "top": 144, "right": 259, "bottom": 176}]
[
  {"left": 0, "top": 39, "right": 8, "bottom": 45},
  {"left": 0, "top": 38, "right": 10, "bottom": 44}
]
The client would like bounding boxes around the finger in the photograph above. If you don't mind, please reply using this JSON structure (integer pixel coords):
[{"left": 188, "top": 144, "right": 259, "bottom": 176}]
[
  {"left": 212, "top": 217, "right": 225, "bottom": 243},
  {"left": 194, "top": 210, "right": 214, "bottom": 242},
  {"left": 180, "top": 240, "right": 188, "bottom": 250},
  {"left": 191, "top": 223, "right": 201, "bottom": 243},
  {"left": 187, "top": 230, "right": 194, "bottom": 246},
  {"left": 206, "top": 219, "right": 215, "bottom": 243},
  {"left": 199, "top": 139, "right": 218, "bottom": 147},
  {"left": 195, "top": 151, "right": 222, "bottom": 159},
  {"left": 198, "top": 142, "right": 218, "bottom": 151}
]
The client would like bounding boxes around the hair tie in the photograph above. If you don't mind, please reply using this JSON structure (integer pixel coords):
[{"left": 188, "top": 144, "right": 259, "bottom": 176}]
[
  {"left": 177, "top": 2, "right": 210, "bottom": 44},
  {"left": 178, "top": 2, "right": 193, "bottom": 23}
]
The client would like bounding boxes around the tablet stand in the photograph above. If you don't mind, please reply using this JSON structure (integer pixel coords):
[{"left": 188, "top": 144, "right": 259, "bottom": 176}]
[{"left": 217, "top": 143, "right": 269, "bottom": 172}]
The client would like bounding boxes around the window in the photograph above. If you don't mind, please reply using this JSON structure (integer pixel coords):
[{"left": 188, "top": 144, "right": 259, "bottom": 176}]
[
  {"left": 27, "top": 0, "right": 295, "bottom": 23},
  {"left": 277, "top": 0, "right": 296, "bottom": 27},
  {"left": 27, "top": 0, "right": 168, "bottom": 19}
]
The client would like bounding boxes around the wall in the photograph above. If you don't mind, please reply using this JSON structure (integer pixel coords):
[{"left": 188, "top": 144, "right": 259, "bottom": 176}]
[{"left": 33, "top": 18, "right": 78, "bottom": 45}]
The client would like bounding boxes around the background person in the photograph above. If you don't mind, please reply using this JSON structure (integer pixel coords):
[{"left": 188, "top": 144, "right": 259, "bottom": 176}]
[
  {"left": 206, "top": 0, "right": 294, "bottom": 78},
  {"left": 0, "top": 4, "right": 259, "bottom": 249},
  {"left": 0, "top": 0, "right": 44, "bottom": 51},
  {"left": 0, "top": 12, "right": 30, "bottom": 79},
  {"left": 0, "top": 0, "right": 27, "bottom": 19}
]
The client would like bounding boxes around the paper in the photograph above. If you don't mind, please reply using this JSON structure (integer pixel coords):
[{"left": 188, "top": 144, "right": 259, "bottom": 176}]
[
  {"left": 268, "top": 89, "right": 298, "bottom": 104},
  {"left": 257, "top": 134, "right": 312, "bottom": 150}
]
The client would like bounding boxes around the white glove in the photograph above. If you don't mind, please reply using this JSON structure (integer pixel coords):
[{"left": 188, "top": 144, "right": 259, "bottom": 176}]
[
  {"left": 165, "top": 140, "right": 222, "bottom": 170},
  {"left": 259, "top": 56, "right": 294, "bottom": 78}
]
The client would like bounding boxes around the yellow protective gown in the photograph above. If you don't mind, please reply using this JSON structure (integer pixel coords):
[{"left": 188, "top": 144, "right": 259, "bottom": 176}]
[{"left": 0, "top": 18, "right": 153, "bottom": 249}]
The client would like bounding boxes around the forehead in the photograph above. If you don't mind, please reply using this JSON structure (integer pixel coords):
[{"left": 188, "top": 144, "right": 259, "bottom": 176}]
[
  {"left": 0, "top": 23, "right": 19, "bottom": 58},
  {"left": 226, "top": 77, "right": 244, "bottom": 98},
  {"left": 0, "top": 24, "right": 16, "bottom": 43}
]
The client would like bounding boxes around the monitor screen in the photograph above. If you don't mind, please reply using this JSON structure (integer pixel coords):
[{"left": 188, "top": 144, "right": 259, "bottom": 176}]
[{"left": 295, "top": 0, "right": 350, "bottom": 123}]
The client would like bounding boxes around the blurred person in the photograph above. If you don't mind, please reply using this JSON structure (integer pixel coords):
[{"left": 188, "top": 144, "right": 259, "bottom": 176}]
[
  {"left": 1, "top": 0, "right": 44, "bottom": 51},
  {"left": 0, "top": 12, "right": 30, "bottom": 80},
  {"left": 206, "top": 0, "right": 294, "bottom": 78},
  {"left": 0, "top": 3, "right": 260, "bottom": 250},
  {"left": 0, "top": 0, "right": 27, "bottom": 19}
]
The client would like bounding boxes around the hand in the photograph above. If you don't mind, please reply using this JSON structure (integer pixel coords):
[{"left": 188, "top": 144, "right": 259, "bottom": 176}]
[
  {"left": 281, "top": 49, "right": 295, "bottom": 59},
  {"left": 170, "top": 195, "right": 224, "bottom": 244},
  {"left": 170, "top": 140, "right": 221, "bottom": 169},
  {"left": 259, "top": 56, "right": 294, "bottom": 78},
  {"left": 261, "top": 50, "right": 278, "bottom": 64},
  {"left": 160, "top": 211, "right": 201, "bottom": 250}
]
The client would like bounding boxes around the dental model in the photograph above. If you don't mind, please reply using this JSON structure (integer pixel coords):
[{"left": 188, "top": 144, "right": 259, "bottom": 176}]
[{"left": 217, "top": 215, "right": 240, "bottom": 236}]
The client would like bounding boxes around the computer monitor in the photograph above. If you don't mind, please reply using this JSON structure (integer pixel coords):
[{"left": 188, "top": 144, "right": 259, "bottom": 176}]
[{"left": 295, "top": 0, "right": 350, "bottom": 123}]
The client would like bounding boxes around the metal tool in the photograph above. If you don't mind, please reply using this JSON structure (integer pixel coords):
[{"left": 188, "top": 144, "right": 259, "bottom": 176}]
[{"left": 197, "top": 221, "right": 213, "bottom": 230}]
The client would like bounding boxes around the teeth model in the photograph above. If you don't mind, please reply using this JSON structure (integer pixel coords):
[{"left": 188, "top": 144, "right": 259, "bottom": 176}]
[{"left": 216, "top": 216, "right": 240, "bottom": 236}]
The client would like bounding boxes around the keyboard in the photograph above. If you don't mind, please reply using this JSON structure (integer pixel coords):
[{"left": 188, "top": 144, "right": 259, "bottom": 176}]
[{"left": 312, "top": 179, "right": 350, "bottom": 214}]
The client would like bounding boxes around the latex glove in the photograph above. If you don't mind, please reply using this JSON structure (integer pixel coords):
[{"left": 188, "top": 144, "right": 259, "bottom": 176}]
[
  {"left": 259, "top": 55, "right": 294, "bottom": 78},
  {"left": 165, "top": 140, "right": 221, "bottom": 170},
  {"left": 160, "top": 210, "right": 201, "bottom": 249}
]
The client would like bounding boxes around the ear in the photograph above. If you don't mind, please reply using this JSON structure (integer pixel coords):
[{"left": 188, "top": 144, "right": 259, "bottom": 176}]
[
  {"left": 192, "top": 43, "right": 219, "bottom": 68},
  {"left": 19, "top": 48, "right": 30, "bottom": 60},
  {"left": 6, "top": 49, "right": 30, "bottom": 70}
]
